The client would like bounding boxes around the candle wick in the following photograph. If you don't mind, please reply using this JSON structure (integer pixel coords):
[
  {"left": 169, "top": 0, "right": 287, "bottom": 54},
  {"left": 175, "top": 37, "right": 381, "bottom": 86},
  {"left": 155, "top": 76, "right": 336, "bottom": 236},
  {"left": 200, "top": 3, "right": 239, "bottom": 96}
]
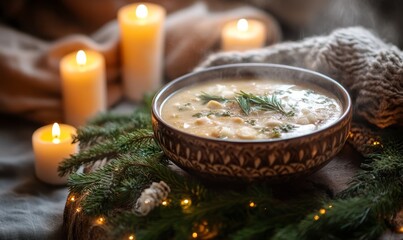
[{"left": 53, "top": 135, "right": 60, "bottom": 144}]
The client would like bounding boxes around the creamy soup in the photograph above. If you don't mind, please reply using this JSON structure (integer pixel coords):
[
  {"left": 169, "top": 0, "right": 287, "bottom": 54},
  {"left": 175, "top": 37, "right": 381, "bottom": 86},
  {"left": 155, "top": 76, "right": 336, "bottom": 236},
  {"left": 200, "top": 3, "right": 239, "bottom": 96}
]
[{"left": 161, "top": 79, "right": 342, "bottom": 140}]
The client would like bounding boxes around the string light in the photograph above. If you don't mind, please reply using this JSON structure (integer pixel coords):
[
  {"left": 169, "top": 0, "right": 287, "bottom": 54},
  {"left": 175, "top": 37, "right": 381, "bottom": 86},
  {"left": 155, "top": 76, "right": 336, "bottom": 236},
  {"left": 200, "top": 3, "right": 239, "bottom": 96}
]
[
  {"left": 397, "top": 226, "right": 403, "bottom": 233},
  {"left": 180, "top": 198, "right": 192, "bottom": 209},
  {"left": 314, "top": 215, "right": 320, "bottom": 221},
  {"left": 348, "top": 132, "right": 354, "bottom": 138},
  {"left": 249, "top": 201, "right": 257, "bottom": 208},
  {"left": 372, "top": 140, "right": 381, "bottom": 146},
  {"left": 328, "top": 205, "right": 333, "bottom": 209},
  {"left": 128, "top": 234, "right": 135, "bottom": 240},
  {"left": 69, "top": 196, "right": 76, "bottom": 202},
  {"left": 161, "top": 199, "right": 169, "bottom": 206},
  {"left": 96, "top": 217, "right": 105, "bottom": 225},
  {"left": 75, "top": 207, "right": 82, "bottom": 213},
  {"left": 319, "top": 208, "right": 326, "bottom": 215},
  {"left": 191, "top": 221, "right": 218, "bottom": 239}
]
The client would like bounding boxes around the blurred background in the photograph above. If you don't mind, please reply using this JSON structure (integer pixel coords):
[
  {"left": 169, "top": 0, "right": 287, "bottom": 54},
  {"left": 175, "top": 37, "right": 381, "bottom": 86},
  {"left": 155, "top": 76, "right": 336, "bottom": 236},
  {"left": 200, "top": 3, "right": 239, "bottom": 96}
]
[{"left": 0, "top": 0, "right": 402, "bottom": 123}]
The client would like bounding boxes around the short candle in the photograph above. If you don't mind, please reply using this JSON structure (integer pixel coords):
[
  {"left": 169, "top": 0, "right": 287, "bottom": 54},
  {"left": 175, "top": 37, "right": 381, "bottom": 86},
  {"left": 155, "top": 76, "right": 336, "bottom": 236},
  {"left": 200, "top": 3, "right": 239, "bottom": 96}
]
[
  {"left": 32, "top": 123, "right": 78, "bottom": 185},
  {"left": 221, "top": 18, "right": 267, "bottom": 51},
  {"left": 60, "top": 50, "right": 107, "bottom": 127},
  {"left": 118, "top": 2, "right": 166, "bottom": 101}
]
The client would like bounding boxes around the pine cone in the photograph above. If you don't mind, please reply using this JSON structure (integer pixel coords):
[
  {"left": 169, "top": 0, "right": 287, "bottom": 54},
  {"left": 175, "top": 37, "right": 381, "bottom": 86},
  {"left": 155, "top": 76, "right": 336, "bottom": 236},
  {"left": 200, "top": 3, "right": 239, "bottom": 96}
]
[{"left": 134, "top": 181, "right": 171, "bottom": 216}]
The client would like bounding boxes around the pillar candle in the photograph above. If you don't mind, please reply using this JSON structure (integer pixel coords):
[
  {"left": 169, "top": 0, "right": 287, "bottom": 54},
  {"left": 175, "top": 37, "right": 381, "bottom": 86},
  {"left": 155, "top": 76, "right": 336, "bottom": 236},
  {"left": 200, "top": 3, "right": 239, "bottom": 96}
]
[
  {"left": 118, "top": 3, "right": 166, "bottom": 101},
  {"left": 60, "top": 50, "right": 107, "bottom": 127},
  {"left": 32, "top": 123, "right": 78, "bottom": 185},
  {"left": 221, "top": 18, "right": 267, "bottom": 51}
]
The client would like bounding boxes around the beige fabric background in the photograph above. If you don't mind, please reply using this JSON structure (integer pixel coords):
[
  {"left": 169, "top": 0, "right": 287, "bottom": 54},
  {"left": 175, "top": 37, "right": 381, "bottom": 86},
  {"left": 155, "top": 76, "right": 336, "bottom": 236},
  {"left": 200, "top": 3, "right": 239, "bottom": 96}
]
[{"left": 0, "top": 0, "right": 281, "bottom": 124}]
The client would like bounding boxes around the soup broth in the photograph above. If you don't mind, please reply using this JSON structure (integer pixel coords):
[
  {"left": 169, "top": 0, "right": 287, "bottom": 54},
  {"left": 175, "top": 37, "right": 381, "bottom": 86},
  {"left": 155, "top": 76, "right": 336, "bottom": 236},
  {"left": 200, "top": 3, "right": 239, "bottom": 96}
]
[{"left": 161, "top": 79, "right": 342, "bottom": 140}]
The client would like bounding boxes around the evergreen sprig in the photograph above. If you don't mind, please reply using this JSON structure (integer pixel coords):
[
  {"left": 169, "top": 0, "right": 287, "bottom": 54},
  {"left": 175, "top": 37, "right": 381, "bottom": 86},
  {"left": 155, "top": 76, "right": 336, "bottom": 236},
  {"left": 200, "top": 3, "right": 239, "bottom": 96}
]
[
  {"left": 236, "top": 91, "right": 295, "bottom": 117},
  {"left": 199, "top": 91, "right": 295, "bottom": 116},
  {"left": 59, "top": 100, "right": 403, "bottom": 240}
]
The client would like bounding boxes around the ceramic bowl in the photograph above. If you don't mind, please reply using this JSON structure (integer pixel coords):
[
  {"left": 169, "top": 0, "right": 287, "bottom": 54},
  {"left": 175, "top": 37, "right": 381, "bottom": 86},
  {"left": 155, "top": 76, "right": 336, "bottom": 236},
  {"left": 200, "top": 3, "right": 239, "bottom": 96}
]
[{"left": 152, "top": 64, "right": 352, "bottom": 182}]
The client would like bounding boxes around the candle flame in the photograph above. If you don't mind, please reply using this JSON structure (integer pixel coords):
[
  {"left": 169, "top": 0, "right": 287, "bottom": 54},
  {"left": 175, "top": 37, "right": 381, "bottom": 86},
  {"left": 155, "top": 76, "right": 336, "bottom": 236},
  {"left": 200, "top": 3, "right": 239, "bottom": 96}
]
[
  {"left": 76, "top": 50, "right": 87, "bottom": 65},
  {"left": 136, "top": 4, "right": 148, "bottom": 19},
  {"left": 52, "top": 122, "right": 60, "bottom": 144},
  {"left": 237, "top": 18, "right": 248, "bottom": 32}
]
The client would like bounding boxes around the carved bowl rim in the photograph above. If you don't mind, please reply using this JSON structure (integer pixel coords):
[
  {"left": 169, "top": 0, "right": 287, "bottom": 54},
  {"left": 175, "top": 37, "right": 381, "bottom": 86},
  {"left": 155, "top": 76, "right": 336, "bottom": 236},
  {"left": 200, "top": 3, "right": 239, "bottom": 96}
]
[{"left": 152, "top": 63, "right": 352, "bottom": 144}]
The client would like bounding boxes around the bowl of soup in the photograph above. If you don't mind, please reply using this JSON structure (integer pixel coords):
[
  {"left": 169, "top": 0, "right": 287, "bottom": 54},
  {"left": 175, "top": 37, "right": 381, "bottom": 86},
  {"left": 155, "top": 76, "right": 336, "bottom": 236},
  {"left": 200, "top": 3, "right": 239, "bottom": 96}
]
[{"left": 152, "top": 64, "right": 352, "bottom": 182}]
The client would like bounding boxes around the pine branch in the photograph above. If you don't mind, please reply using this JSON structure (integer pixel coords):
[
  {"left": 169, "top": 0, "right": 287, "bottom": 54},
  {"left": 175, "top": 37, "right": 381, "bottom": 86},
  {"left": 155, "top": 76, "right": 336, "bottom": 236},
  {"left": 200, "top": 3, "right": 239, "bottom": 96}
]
[
  {"left": 76, "top": 110, "right": 151, "bottom": 147},
  {"left": 62, "top": 96, "right": 402, "bottom": 240},
  {"left": 69, "top": 153, "right": 165, "bottom": 215},
  {"left": 58, "top": 129, "right": 155, "bottom": 176}
]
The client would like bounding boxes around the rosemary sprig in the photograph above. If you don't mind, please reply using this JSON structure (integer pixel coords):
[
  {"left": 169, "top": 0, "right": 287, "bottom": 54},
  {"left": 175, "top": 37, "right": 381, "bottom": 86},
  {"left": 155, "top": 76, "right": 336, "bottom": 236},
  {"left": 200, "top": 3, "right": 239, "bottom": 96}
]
[
  {"left": 198, "top": 91, "right": 295, "bottom": 117},
  {"left": 199, "top": 92, "right": 228, "bottom": 104},
  {"left": 235, "top": 95, "right": 251, "bottom": 115},
  {"left": 236, "top": 91, "right": 295, "bottom": 117}
]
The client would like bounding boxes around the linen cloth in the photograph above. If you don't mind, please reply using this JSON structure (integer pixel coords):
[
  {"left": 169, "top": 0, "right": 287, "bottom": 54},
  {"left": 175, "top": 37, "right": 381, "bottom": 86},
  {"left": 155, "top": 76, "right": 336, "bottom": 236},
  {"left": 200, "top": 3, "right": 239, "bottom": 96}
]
[
  {"left": 0, "top": 116, "right": 67, "bottom": 240},
  {"left": 0, "top": 1, "right": 280, "bottom": 124}
]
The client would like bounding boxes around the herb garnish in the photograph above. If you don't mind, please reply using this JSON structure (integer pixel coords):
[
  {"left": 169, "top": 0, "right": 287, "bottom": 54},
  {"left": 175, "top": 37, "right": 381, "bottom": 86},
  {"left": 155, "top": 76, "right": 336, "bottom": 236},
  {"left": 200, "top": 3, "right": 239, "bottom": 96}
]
[
  {"left": 236, "top": 91, "right": 295, "bottom": 117},
  {"left": 199, "top": 92, "right": 227, "bottom": 104},
  {"left": 277, "top": 123, "right": 297, "bottom": 133},
  {"left": 235, "top": 95, "right": 251, "bottom": 115},
  {"left": 245, "top": 119, "right": 257, "bottom": 126},
  {"left": 192, "top": 111, "right": 233, "bottom": 118},
  {"left": 258, "top": 123, "right": 297, "bottom": 138},
  {"left": 199, "top": 91, "right": 295, "bottom": 117}
]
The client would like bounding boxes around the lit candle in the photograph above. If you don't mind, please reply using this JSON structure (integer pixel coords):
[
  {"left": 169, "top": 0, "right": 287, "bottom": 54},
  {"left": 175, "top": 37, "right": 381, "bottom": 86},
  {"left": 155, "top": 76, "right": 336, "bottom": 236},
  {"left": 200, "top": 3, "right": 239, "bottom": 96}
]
[
  {"left": 118, "top": 3, "right": 166, "bottom": 101},
  {"left": 60, "top": 50, "right": 107, "bottom": 127},
  {"left": 32, "top": 123, "right": 78, "bottom": 185},
  {"left": 221, "top": 18, "right": 267, "bottom": 51}
]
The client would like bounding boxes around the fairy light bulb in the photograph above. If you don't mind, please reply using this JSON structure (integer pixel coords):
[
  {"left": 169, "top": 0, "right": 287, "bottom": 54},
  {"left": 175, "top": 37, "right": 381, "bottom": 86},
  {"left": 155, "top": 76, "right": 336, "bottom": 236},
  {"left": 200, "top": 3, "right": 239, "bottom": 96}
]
[
  {"left": 96, "top": 217, "right": 105, "bottom": 225},
  {"left": 319, "top": 208, "right": 326, "bottom": 215},
  {"left": 136, "top": 4, "right": 148, "bottom": 19},
  {"left": 314, "top": 215, "right": 320, "bottom": 221},
  {"left": 180, "top": 198, "right": 192, "bottom": 209},
  {"left": 249, "top": 201, "right": 256, "bottom": 208},
  {"left": 192, "top": 232, "right": 198, "bottom": 238},
  {"left": 372, "top": 140, "right": 380, "bottom": 146}
]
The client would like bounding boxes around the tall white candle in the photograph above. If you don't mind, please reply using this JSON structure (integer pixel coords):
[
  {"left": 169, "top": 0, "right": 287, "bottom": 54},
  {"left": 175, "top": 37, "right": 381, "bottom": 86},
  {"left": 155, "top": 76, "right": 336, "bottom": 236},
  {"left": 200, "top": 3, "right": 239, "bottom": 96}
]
[
  {"left": 118, "top": 3, "right": 166, "bottom": 101},
  {"left": 60, "top": 50, "right": 107, "bottom": 127},
  {"left": 221, "top": 18, "right": 267, "bottom": 51},
  {"left": 32, "top": 123, "right": 78, "bottom": 185}
]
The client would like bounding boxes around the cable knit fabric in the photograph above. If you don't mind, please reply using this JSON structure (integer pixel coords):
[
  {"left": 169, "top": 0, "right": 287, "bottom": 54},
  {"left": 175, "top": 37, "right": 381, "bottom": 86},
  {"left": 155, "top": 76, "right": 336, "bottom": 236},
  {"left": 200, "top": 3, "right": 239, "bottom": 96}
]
[{"left": 198, "top": 27, "right": 403, "bottom": 129}]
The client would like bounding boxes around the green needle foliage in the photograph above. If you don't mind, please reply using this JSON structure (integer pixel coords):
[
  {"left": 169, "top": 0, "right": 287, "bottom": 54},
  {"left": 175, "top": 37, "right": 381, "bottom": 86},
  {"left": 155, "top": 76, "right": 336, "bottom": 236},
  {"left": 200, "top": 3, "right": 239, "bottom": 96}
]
[
  {"left": 236, "top": 91, "right": 295, "bottom": 117},
  {"left": 199, "top": 91, "right": 295, "bottom": 116},
  {"left": 59, "top": 99, "right": 402, "bottom": 239},
  {"left": 199, "top": 92, "right": 228, "bottom": 104}
]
